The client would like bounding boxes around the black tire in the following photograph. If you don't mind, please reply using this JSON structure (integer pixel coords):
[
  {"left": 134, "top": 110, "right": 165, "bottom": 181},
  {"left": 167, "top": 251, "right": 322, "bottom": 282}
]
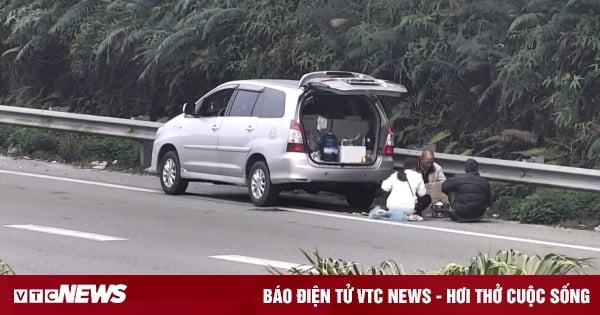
[
  {"left": 345, "top": 186, "right": 377, "bottom": 209},
  {"left": 248, "top": 161, "right": 279, "bottom": 206},
  {"left": 160, "top": 151, "right": 189, "bottom": 195}
]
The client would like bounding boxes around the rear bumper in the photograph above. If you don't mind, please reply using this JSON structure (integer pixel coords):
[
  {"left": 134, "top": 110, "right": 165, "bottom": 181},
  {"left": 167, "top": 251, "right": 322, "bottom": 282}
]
[{"left": 268, "top": 152, "right": 393, "bottom": 185}]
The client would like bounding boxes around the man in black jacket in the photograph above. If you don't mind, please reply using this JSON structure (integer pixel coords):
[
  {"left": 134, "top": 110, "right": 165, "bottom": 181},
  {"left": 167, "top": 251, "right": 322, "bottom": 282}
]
[{"left": 441, "top": 159, "right": 491, "bottom": 222}]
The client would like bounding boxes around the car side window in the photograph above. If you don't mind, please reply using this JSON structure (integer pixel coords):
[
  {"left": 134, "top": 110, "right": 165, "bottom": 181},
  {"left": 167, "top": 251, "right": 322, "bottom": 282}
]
[
  {"left": 252, "top": 88, "right": 285, "bottom": 118},
  {"left": 227, "top": 90, "right": 260, "bottom": 117},
  {"left": 197, "top": 88, "right": 235, "bottom": 117}
]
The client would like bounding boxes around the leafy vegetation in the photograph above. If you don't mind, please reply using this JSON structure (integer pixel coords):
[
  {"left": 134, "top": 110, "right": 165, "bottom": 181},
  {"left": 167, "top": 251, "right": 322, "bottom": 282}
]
[
  {"left": 0, "top": 1, "right": 598, "bottom": 228},
  {"left": 487, "top": 183, "right": 600, "bottom": 229},
  {"left": 432, "top": 249, "right": 592, "bottom": 275},
  {"left": 0, "top": 0, "right": 598, "bottom": 169},
  {"left": 505, "top": 188, "right": 600, "bottom": 227},
  {"left": 272, "top": 249, "right": 593, "bottom": 275},
  {"left": 0, "top": 258, "right": 15, "bottom": 275},
  {"left": 269, "top": 249, "right": 406, "bottom": 275},
  {"left": 0, "top": 125, "right": 140, "bottom": 169}
]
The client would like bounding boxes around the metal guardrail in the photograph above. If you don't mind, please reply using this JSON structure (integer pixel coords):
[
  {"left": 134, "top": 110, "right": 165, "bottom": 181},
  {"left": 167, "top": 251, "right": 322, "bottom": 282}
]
[
  {"left": 0, "top": 105, "right": 161, "bottom": 167},
  {"left": 1, "top": 105, "right": 599, "bottom": 192},
  {"left": 0, "top": 105, "right": 162, "bottom": 140},
  {"left": 394, "top": 149, "right": 600, "bottom": 193}
]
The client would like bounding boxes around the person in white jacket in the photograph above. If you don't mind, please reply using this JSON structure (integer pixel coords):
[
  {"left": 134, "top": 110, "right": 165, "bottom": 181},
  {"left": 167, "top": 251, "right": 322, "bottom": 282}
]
[{"left": 380, "top": 158, "right": 431, "bottom": 218}]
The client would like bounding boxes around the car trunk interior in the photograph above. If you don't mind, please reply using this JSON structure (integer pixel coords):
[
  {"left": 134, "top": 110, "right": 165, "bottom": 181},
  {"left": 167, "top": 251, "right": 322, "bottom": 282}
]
[{"left": 299, "top": 92, "right": 380, "bottom": 165}]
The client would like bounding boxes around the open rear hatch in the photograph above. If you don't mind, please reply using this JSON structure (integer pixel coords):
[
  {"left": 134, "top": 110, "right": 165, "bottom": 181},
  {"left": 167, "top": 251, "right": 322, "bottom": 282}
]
[
  {"left": 296, "top": 71, "right": 407, "bottom": 166},
  {"left": 298, "top": 71, "right": 407, "bottom": 97}
]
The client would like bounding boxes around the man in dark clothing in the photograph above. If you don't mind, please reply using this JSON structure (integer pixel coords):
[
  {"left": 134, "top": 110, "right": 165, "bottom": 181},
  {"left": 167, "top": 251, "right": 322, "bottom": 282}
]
[{"left": 441, "top": 159, "right": 491, "bottom": 222}]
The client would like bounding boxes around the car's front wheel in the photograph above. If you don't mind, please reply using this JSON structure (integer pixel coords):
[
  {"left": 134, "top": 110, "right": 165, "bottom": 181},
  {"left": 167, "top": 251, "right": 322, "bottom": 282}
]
[
  {"left": 160, "top": 151, "right": 188, "bottom": 195},
  {"left": 248, "top": 161, "right": 279, "bottom": 206}
]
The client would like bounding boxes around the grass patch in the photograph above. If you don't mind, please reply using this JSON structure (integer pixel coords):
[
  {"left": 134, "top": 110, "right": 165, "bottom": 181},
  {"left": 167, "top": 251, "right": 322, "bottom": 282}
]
[
  {"left": 0, "top": 125, "right": 142, "bottom": 170},
  {"left": 490, "top": 182, "right": 600, "bottom": 230}
]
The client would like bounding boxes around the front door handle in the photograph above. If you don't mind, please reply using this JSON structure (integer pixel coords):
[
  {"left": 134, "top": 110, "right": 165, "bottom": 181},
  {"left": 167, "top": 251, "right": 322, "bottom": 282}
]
[
  {"left": 211, "top": 125, "right": 219, "bottom": 131},
  {"left": 246, "top": 125, "right": 254, "bottom": 132}
]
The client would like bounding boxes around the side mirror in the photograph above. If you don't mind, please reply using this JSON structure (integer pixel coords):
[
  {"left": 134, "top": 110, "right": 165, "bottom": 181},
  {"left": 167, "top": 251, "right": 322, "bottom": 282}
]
[{"left": 183, "top": 102, "right": 195, "bottom": 116}]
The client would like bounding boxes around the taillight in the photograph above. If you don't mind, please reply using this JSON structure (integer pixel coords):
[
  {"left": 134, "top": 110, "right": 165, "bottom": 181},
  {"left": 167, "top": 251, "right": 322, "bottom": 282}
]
[
  {"left": 287, "top": 120, "right": 306, "bottom": 153},
  {"left": 382, "top": 125, "right": 394, "bottom": 155}
]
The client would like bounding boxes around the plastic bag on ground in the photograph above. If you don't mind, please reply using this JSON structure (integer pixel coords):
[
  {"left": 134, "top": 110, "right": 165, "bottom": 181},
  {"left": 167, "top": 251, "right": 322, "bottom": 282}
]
[{"left": 368, "top": 206, "right": 406, "bottom": 221}]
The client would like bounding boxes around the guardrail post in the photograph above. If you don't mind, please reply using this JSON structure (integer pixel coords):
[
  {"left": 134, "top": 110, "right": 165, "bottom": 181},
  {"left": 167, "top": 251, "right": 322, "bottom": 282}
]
[
  {"left": 140, "top": 140, "right": 153, "bottom": 168},
  {"left": 131, "top": 115, "right": 153, "bottom": 168}
]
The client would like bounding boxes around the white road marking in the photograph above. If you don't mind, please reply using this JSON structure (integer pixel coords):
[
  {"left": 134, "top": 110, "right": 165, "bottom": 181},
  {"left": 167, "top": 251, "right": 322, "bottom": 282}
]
[
  {"left": 279, "top": 207, "right": 600, "bottom": 253},
  {"left": 0, "top": 169, "right": 160, "bottom": 193},
  {"left": 210, "top": 255, "right": 308, "bottom": 271},
  {"left": 4, "top": 224, "right": 128, "bottom": 241},
  {"left": 3, "top": 168, "right": 599, "bottom": 254}
]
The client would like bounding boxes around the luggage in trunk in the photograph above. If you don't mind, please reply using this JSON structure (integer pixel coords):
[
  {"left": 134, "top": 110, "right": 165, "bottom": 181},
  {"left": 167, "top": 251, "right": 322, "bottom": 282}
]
[{"left": 299, "top": 92, "right": 379, "bottom": 165}]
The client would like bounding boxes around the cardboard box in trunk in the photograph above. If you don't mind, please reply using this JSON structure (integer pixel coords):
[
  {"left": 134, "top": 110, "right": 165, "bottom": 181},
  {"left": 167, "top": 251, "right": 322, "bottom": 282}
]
[{"left": 339, "top": 145, "right": 366, "bottom": 163}]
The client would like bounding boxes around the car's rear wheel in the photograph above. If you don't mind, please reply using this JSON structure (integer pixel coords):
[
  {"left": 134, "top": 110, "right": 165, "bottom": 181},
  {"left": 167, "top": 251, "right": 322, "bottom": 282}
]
[
  {"left": 160, "top": 151, "right": 188, "bottom": 195},
  {"left": 248, "top": 161, "right": 279, "bottom": 206},
  {"left": 345, "top": 186, "right": 377, "bottom": 210}
]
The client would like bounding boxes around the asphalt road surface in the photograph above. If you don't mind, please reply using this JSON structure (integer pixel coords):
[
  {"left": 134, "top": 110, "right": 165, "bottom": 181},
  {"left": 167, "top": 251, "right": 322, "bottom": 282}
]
[{"left": 1, "top": 156, "right": 599, "bottom": 274}]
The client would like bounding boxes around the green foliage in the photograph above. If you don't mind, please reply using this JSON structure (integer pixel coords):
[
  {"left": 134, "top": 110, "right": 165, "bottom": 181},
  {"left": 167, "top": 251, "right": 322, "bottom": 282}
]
[
  {"left": 489, "top": 182, "right": 536, "bottom": 216},
  {"left": 0, "top": 126, "right": 139, "bottom": 167},
  {"left": 0, "top": 258, "right": 15, "bottom": 275},
  {"left": 491, "top": 183, "right": 600, "bottom": 229},
  {"left": 275, "top": 249, "right": 592, "bottom": 275},
  {"left": 0, "top": 0, "right": 598, "bottom": 168},
  {"left": 7, "top": 127, "right": 58, "bottom": 154},
  {"left": 269, "top": 249, "right": 406, "bottom": 275},
  {"left": 80, "top": 136, "right": 139, "bottom": 164},
  {"left": 506, "top": 188, "right": 600, "bottom": 226},
  {"left": 432, "top": 249, "right": 591, "bottom": 275},
  {"left": 0, "top": 125, "right": 15, "bottom": 147},
  {"left": 427, "top": 130, "right": 451, "bottom": 145}
]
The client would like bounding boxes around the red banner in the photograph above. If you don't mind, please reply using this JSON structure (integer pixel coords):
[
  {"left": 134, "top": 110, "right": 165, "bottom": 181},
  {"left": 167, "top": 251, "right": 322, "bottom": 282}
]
[{"left": 0, "top": 276, "right": 597, "bottom": 314}]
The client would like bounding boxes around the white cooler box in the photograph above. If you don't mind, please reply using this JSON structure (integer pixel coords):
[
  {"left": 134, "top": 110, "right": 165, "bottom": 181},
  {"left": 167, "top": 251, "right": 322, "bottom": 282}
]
[{"left": 339, "top": 145, "right": 366, "bottom": 163}]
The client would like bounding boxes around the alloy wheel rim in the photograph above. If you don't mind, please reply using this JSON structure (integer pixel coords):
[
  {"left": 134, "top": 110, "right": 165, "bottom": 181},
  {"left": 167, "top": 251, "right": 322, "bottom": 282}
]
[
  {"left": 250, "top": 168, "right": 266, "bottom": 200},
  {"left": 162, "top": 158, "right": 176, "bottom": 188}
]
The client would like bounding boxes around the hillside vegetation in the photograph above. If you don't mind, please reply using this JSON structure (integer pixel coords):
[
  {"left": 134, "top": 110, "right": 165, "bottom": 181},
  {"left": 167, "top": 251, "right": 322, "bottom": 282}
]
[
  {"left": 1, "top": 0, "right": 598, "bottom": 227},
  {"left": 1, "top": 0, "right": 598, "bottom": 168}
]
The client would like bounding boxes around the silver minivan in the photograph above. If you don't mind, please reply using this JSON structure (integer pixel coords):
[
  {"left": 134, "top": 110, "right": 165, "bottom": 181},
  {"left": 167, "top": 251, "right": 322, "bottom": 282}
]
[{"left": 148, "top": 71, "right": 407, "bottom": 208}]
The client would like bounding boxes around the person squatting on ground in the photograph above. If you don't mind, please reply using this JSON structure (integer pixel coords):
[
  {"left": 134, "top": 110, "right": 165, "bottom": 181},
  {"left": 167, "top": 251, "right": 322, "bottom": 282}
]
[
  {"left": 441, "top": 158, "right": 492, "bottom": 222},
  {"left": 377, "top": 157, "right": 432, "bottom": 220},
  {"left": 418, "top": 149, "right": 447, "bottom": 184}
]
